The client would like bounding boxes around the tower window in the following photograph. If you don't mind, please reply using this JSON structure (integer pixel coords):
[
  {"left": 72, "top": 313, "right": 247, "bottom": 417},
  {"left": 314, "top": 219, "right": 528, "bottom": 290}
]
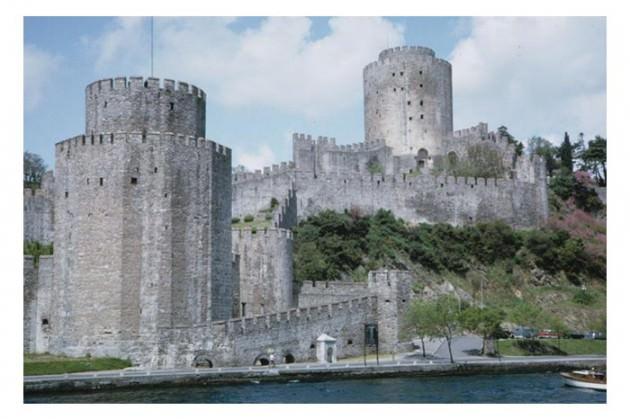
[
  {"left": 110, "top": 134, "right": 114, "bottom": 143},
  {"left": 130, "top": 177, "right": 138, "bottom": 185},
  {"left": 99, "top": 178, "right": 104, "bottom": 186},
  {"left": 104, "top": 101, "right": 107, "bottom": 108},
  {"left": 407, "top": 101, "right": 411, "bottom": 105},
  {"left": 419, "top": 70, "right": 423, "bottom": 75},
  {"left": 400, "top": 71, "right": 404, "bottom": 76},
  {"left": 420, "top": 84, "right": 424, "bottom": 88},
  {"left": 41, "top": 318, "right": 48, "bottom": 326},
  {"left": 420, "top": 100, "right": 424, "bottom": 106},
  {"left": 86, "top": 178, "right": 90, "bottom": 185},
  {"left": 409, "top": 117, "right": 413, "bottom": 121},
  {"left": 401, "top": 87, "right": 404, "bottom": 91},
  {"left": 154, "top": 167, "right": 158, "bottom": 173},
  {"left": 65, "top": 191, "right": 69, "bottom": 198},
  {"left": 169, "top": 102, "right": 175, "bottom": 111},
  {"left": 392, "top": 72, "right": 395, "bottom": 77},
  {"left": 393, "top": 88, "right": 396, "bottom": 92},
  {"left": 99, "top": 134, "right": 103, "bottom": 144},
  {"left": 420, "top": 114, "right": 424, "bottom": 119}
]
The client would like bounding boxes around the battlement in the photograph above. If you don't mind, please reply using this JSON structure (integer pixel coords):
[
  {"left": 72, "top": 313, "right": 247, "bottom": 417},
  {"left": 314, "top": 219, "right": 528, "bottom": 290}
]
[
  {"left": 292, "top": 132, "right": 386, "bottom": 153},
  {"left": 364, "top": 46, "right": 443, "bottom": 74},
  {"left": 24, "top": 187, "right": 49, "bottom": 199},
  {"left": 232, "top": 161, "right": 295, "bottom": 183},
  {"left": 55, "top": 131, "right": 231, "bottom": 158},
  {"left": 232, "top": 227, "right": 293, "bottom": 241},
  {"left": 378, "top": 46, "right": 436, "bottom": 61},
  {"left": 453, "top": 122, "right": 489, "bottom": 139},
  {"left": 86, "top": 77, "right": 206, "bottom": 100},
  {"left": 212, "top": 295, "right": 377, "bottom": 334}
]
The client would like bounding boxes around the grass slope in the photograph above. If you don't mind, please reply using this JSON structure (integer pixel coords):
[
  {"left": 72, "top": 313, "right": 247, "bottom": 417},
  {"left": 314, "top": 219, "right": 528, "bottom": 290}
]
[{"left": 24, "top": 353, "right": 131, "bottom": 376}]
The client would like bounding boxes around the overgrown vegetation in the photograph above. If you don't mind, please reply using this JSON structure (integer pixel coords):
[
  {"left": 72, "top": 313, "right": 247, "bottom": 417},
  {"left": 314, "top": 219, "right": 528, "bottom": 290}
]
[
  {"left": 366, "top": 157, "right": 384, "bottom": 175},
  {"left": 433, "top": 143, "right": 506, "bottom": 178},
  {"left": 293, "top": 210, "right": 605, "bottom": 286},
  {"left": 24, "top": 241, "right": 53, "bottom": 265},
  {"left": 24, "top": 353, "right": 131, "bottom": 376}
]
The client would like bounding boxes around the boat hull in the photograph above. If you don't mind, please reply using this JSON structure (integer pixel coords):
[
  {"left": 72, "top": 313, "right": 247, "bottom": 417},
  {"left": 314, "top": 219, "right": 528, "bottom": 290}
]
[{"left": 560, "top": 372, "right": 607, "bottom": 391}]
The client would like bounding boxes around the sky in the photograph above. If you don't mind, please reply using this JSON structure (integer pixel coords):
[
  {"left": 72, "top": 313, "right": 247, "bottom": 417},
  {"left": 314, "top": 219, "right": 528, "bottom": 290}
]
[{"left": 24, "top": 16, "right": 606, "bottom": 170}]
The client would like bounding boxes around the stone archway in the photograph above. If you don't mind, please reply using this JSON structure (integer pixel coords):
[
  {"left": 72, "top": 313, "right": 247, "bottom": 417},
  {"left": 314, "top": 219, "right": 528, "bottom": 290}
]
[
  {"left": 416, "top": 148, "right": 429, "bottom": 168},
  {"left": 254, "top": 354, "right": 270, "bottom": 366},
  {"left": 284, "top": 353, "right": 295, "bottom": 364},
  {"left": 192, "top": 354, "right": 214, "bottom": 368}
]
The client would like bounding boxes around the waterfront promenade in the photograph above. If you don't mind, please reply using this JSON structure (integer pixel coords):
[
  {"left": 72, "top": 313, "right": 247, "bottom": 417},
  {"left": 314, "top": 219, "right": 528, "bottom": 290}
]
[{"left": 24, "top": 354, "right": 606, "bottom": 394}]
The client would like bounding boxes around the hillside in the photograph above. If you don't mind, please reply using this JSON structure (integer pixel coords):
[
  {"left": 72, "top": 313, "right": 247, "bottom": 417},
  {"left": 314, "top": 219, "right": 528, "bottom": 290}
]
[{"left": 293, "top": 207, "right": 606, "bottom": 332}]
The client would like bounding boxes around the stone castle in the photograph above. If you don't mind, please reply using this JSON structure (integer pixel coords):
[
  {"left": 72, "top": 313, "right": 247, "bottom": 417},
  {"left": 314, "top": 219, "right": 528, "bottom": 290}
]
[{"left": 24, "top": 46, "right": 549, "bottom": 368}]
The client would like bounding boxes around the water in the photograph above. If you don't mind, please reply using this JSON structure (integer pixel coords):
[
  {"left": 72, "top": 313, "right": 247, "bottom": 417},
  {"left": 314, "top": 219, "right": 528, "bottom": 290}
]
[{"left": 24, "top": 373, "right": 606, "bottom": 403}]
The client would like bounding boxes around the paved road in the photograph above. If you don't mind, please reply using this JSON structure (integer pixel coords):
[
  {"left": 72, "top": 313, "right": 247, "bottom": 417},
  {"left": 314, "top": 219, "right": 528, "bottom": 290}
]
[{"left": 434, "top": 335, "right": 484, "bottom": 359}]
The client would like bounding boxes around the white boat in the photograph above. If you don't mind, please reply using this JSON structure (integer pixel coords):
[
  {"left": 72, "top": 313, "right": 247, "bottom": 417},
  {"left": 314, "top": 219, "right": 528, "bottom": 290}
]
[{"left": 560, "top": 370, "right": 606, "bottom": 391}]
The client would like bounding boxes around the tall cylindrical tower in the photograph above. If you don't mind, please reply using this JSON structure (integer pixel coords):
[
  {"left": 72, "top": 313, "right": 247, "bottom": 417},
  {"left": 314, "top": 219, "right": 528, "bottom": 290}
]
[
  {"left": 363, "top": 46, "right": 453, "bottom": 157},
  {"left": 85, "top": 77, "right": 206, "bottom": 138}
]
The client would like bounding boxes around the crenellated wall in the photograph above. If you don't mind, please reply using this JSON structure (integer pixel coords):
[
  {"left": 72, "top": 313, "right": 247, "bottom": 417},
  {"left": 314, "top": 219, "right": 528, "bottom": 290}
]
[
  {"left": 293, "top": 171, "right": 547, "bottom": 228},
  {"left": 209, "top": 296, "right": 378, "bottom": 366},
  {"left": 24, "top": 171, "right": 55, "bottom": 244},
  {"left": 232, "top": 228, "right": 294, "bottom": 316},
  {"left": 205, "top": 269, "right": 412, "bottom": 367},
  {"left": 298, "top": 281, "right": 371, "bottom": 308}
]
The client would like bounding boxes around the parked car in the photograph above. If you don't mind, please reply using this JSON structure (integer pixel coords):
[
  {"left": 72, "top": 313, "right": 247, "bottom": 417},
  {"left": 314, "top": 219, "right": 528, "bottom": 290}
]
[
  {"left": 568, "top": 331, "right": 585, "bottom": 339},
  {"left": 512, "top": 326, "right": 537, "bottom": 339},
  {"left": 537, "top": 329, "right": 561, "bottom": 339},
  {"left": 584, "top": 331, "right": 606, "bottom": 340}
]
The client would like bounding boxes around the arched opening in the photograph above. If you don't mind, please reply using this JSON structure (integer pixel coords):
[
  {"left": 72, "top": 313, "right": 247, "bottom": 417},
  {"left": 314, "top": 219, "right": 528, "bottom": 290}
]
[
  {"left": 284, "top": 353, "right": 295, "bottom": 364},
  {"left": 326, "top": 347, "right": 334, "bottom": 363},
  {"left": 416, "top": 148, "right": 429, "bottom": 168},
  {"left": 254, "top": 354, "right": 270, "bottom": 366},
  {"left": 192, "top": 355, "right": 214, "bottom": 368}
]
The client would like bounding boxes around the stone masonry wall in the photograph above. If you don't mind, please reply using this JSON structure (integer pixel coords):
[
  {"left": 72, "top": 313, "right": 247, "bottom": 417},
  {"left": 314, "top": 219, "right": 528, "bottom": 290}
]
[
  {"left": 364, "top": 46, "right": 453, "bottom": 156},
  {"left": 232, "top": 228, "right": 294, "bottom": 316},
  {"left": 85, "top": 77, "right": 206, "bottom": 138},
  {"left": 293, "top": 171, "right": 547, "bottom": 228},
  {"left": 24, "top": 171, "right": 55, "bottom": 244},
  {"left": 298, "top": 281, "right": 371, "bottom": 308},
  {"left": 209, "top": 296, "right": 378, "bottom": 366},
  {"left": 51, "top": 131, "right": 231, "bottom": 367},
  {"left": 23, "top": 255, "right": 53, "bottom": 354}
]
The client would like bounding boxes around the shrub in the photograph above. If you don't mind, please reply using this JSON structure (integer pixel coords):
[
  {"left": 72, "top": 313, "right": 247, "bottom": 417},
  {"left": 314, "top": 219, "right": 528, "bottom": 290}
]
[
  {"left": 573, "top": 289, "right": 595, "bottom": 305},
  {"left": 265, "top": 214, "right": 273, "bottom": 221},
  {"left": 270, "top": 197, "right": 279, "bottom": 209},
  {"left": 231, "top": 217, "right": 240, "bottom": 224},
  {"left": 243, "top": 214, "right": 254, "bottom": 223}
]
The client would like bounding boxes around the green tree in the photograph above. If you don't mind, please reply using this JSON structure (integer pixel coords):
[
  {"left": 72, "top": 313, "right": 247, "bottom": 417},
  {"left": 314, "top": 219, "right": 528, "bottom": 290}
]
[
  {"left": 460, "top": 306, "right": 505, "bottom": 355},
  {"left": 527, "top": 136, "right": 559, "bottom": 177},
  {"left": 403, "top": 299, "right": 438, "bottom": 358},
  {"left": 580, "top": 136, "right": 606, "bottom": 186},
  {"left": 24, "top": 151, "right": 47, "bottom": 189},
  {"left": 433, "top": 295, "right": 461, "bottom": 363},
  {"left": 558, "top": 132, "right": 574, "bottom": 172}
]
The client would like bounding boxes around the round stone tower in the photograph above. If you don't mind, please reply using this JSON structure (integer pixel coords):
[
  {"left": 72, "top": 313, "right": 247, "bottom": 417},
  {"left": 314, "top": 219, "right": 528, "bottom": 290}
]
[
  {"left": 85, "top": 76, "right": 206, "bottom": 138},
  {"left": 363, "top": 46, "right": 453, "bottom": 157}
]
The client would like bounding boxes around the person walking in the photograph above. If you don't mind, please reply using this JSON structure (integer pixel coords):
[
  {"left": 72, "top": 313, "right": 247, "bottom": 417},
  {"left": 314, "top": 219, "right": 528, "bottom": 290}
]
[{"left": 269, "top": 353, "right": 276, "bottom": 368}]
